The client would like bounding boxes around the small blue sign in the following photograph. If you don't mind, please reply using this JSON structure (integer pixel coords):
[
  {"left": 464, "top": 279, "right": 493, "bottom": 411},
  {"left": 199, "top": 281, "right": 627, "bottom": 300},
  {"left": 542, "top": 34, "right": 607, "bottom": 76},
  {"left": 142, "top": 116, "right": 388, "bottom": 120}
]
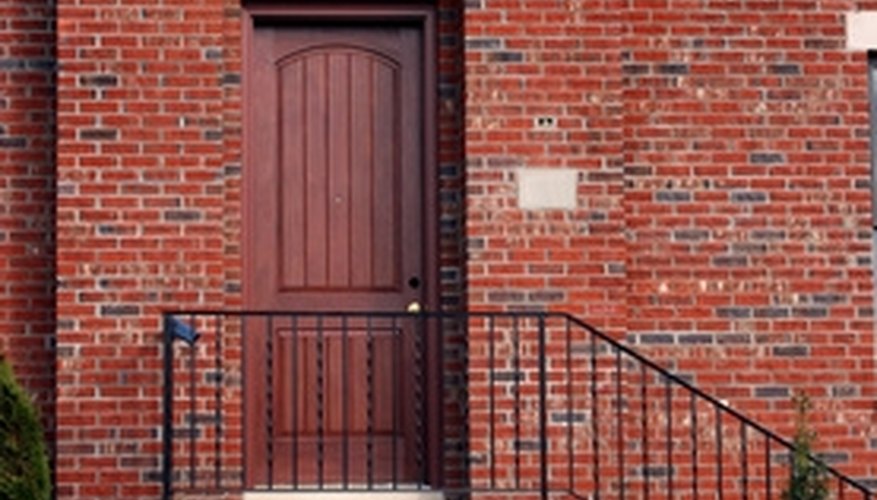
[{"left": 169, "top": 316, "right": 199, "bottom": 345}]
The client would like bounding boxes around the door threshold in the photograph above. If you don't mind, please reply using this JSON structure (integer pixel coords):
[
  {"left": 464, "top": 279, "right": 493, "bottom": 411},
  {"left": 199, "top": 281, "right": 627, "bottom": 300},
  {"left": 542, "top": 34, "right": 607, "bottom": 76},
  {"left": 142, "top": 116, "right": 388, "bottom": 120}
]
[{"left": 244, "top": 488, "right": 443, "bottom": 500}]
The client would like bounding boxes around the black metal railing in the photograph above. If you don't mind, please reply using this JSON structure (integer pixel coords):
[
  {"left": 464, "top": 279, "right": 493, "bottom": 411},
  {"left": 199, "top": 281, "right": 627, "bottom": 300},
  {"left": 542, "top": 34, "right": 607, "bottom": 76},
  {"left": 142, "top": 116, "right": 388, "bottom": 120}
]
[{"left": 161, "top": 310, "right": 874, "bottom": 499}]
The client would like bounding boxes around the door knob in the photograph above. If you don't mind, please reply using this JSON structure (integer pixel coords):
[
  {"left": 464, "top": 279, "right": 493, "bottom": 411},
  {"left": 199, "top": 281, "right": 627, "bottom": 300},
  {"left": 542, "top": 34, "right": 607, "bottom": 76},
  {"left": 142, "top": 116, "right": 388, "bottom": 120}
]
[{"left": 406, "top": 301, "right": 422, "bottom": 313}]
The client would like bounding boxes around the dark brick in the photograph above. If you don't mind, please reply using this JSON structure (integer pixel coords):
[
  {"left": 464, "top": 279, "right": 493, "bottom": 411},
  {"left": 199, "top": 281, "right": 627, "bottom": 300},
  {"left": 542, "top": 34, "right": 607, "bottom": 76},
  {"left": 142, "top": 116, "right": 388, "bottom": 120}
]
[
  {"left": 514, "top": 440, "right": 540, "bottom": 451},
  {"left": 678, "top": 333, "right": 714, "bottom": 344},
  {"left": 465, "top": 37, "right": 502, "bottom": 50},
  {"left": 750, "top": 229, "right": 785, "bottom": 240},
  {"left": 673, "top": 229, "right": 709, "bottom": 241},
  {"left": 0, "top": 137, "right": 26, "bottom": 148},
  {"left": 655, "top": 191, "right": 691, "bottom": 202},
  {"left": 640, "top": 465, "right": 672, "bottom": 477},
  {"left": 769, "top": 64, "right": 800, "bottom": 75},
  {"left": 624, "top": 165, "right": 652, "bottom": 176},
  {"left": 487, "top": 51, "right": 523, "bottom": 62},
  {"left": 587, "top": 171, "right": 622, "bottom": 182},
  {"left": 606, "top": 262, "right": 625, "bottom": 274},
  {"left": 28, "top": 58, "right": 56, "bottom": 71},
  {"left": 220, "top": 72, "right": 241, "bottom": 85},
  {"left": 204, "top": 48, "right": 223, "bottom": 60},
  {"left": 712, "top": 255, "right": 747, "bottom": 267},
  {"left": 804, "top": 38, "right": 842, "bottom": 49},
  {"left": 79, "top": 74, "right": 118, "bottom": 87},
  {"left": 754, "top": 386, "right": 789, "bottom": 398},
  {"left": 224, "top": 164, "right": 241, "bottom": 176},
  {"left": 204, "top": 129, "right": 223, "bottom": 141},
  {"left": 717, "top": 333, "right": 751, "bottom": 344},
  {"left": 172, "top": 427, "right": 201, "bottom": 439},
  {"left": 163, "top": 210, "right": 202, "bottom": 221},
  {"left": 638, "top": 333, "right": 674, "bottom": 344},
  {"left": 528, "top": 290, "right": 564, "bottom": 302},
  {"left": 486, "top": 156, "right": 523, "bottom": 167},
  {"left": 750, "top": 152, "right": 784, "bottom": 164},
  {"left": 754, "top": 307, "right": 789, "bottom": 318},
  {"left": 792, "top": 307, "right": 827, "bottom": 318},
  {"left": 622, "top": 64, "right": 649, "bottom": 75},
  {"left": 717, "top": 307, "right": 751, "bottom": 318},
  {"left": 772, "top": 345, "right": 809, "bottom": 357},
  {"left": 831, "top": 385, "right": 858, "bottom": 398},
  {"left": 185, "top": 412, "right": 221, "bottom": 425},
  {"left": 97, "top": 224, "right": 123, "bottom": 235},
  {"left": 100, "top": 304, "right": 141, "bottom": 316},
  {"left": 0, "top": 58, "right": 27, "bottom": 70},
  {"left": 658, "top": 64, "right": 688, "bottom": 75},
  {"left": 731, "top": 242, "right": 767, "bottom": 253},
  {"left": 731, "top": 191, "right": 767, "bottom": 203},
  {"left": 766, "top": 89, "right": 803, "bottom": 101},
  {"left": 79, "top": 128, "right": 118, "bottom": 141},
  {"left": 551, "top": 411, "right": 586, "bottom": 423},
  {"left": 487, "top": 290, "right": 525, "bottom": 303},
  {"left": 811, "top": 293, "right": 846, "bottom": 305}
]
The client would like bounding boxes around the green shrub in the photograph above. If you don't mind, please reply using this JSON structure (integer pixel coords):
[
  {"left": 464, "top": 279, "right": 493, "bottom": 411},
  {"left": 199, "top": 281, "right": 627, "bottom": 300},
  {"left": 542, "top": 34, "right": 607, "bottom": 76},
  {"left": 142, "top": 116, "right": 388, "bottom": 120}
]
[
  {"left": 0, "top": 357, "right": 51, "bottom": 500},
  {"left": 781, "top": 394, "right": 829, "bottom": 500}
]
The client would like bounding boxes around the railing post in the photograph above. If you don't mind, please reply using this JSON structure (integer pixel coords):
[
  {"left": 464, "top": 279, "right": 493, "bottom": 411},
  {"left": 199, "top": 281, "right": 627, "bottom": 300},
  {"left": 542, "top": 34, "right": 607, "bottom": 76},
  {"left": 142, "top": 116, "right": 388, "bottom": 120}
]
[
  {"left": 162, "top": 314, "right": 174, "bottom": 500},
  {"left": 538, "top": 314, "right": 548, "bottom": 500}
]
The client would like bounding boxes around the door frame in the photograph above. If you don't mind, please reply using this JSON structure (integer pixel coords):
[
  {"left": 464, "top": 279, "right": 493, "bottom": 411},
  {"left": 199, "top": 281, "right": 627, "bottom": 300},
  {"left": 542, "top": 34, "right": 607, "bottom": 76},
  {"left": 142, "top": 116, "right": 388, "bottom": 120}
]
[{"left": 241, "top": 2, "right": 441, "bottom": 487}]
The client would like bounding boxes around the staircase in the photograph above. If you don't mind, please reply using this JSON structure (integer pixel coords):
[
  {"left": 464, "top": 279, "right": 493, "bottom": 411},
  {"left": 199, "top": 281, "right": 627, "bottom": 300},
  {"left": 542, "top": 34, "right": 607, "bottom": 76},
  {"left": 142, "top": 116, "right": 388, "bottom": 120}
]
[{"left": 161, "top": 310, "right": 874, "bottom": 499}]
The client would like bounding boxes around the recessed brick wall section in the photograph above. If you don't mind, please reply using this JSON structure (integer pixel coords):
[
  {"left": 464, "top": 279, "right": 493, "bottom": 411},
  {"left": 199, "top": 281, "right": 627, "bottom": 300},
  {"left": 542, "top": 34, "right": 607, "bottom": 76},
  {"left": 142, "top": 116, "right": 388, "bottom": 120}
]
[
  {"left": 55, "top": 0, "right": 466, "bottom": 497},
  {"left": 0, "top": 0, "right": 56, "bottom": 446}
]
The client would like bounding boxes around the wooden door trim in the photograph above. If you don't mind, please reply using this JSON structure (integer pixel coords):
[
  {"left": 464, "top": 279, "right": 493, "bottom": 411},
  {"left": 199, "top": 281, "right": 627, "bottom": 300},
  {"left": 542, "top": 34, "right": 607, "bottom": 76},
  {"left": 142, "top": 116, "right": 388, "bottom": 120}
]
[{"left": 241, "top": 3, "right": 441, "bottom": 487}]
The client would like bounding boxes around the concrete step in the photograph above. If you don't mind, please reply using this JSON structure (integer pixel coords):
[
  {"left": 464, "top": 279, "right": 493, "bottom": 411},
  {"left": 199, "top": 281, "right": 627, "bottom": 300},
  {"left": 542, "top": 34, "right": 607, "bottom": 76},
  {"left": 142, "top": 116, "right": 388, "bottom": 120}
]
[{"left": 244, "top": 489, "right": 444, "bottom": 500}]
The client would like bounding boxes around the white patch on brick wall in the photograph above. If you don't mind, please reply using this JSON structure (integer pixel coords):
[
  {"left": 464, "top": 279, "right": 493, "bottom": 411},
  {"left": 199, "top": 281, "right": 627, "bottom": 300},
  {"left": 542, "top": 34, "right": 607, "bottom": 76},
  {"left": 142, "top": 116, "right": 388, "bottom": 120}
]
[
  {"left": 517, "top": 168, "right": 577, "bottom": 210},
  {"left": 846, "top": 12, "right": 877, "bottom": 50}
]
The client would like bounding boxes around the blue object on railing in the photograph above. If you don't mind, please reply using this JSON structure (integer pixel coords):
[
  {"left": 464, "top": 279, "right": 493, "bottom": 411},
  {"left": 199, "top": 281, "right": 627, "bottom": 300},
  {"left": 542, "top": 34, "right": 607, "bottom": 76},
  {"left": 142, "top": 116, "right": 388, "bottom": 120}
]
[{"left": 169, "top": 316, "right": 199, "bottom": 345}]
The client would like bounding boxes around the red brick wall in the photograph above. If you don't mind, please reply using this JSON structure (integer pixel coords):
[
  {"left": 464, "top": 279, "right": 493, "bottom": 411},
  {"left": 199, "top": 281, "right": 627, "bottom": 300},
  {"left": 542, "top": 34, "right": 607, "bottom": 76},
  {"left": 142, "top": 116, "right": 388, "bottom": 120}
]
[
  {"left": 621, "top": 0, "right": 877, "bottom": 477},
  {"left": 55, "top": 0, "right": 225, "bottom": 496},
  {"left": 0, "top": 0, "right": 56, "bottom": 444},
  {"left": 54, "top": 0, "right": 466, "bottom": 497},
  {"left": 464, "top": 0, "right": 627, "bottom": 336},
  {"left": 464, "top": 0, "right": 877, "bottom": 486},
  {"left": 19, "top": 0, "right": 877, "bottom": 497}
]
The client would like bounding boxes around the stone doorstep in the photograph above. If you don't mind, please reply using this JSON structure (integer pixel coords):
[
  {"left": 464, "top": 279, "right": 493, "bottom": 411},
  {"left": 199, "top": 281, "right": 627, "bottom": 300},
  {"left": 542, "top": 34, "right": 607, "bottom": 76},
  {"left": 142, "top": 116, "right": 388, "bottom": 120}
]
[{"left": 244, "top": 488, "right": 444, "bottom": 500}]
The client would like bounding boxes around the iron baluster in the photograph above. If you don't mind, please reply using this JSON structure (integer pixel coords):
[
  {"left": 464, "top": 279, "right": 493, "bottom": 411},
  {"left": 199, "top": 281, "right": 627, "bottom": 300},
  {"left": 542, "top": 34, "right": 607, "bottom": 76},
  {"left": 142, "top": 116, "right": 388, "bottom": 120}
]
[
  {"left": 161, "top": 316, "right": 174, "bottom": 500},
  {"left": 214, "top": 315, "right": 222, "bottom": 490},
  {"left": 717, "top": 407, "right": 723, "bottom": 500},
  {"left": 665, "top": 378, "right": 672, "bottom": 498},
  {"left": 513, "top": 315, "right": 521, "bottom": 490},
  {"left": 641, "top": 365, "right": 649, "bottom": 500},
  {"left": 489, "top": 315, "right": 496, "bottom": 490},
  {"left": 189, "top": 314, "right": 197, "bottom": 490},
  {"left": 616, "top": 347, "right": 624, "bottom": 499},
  {"left": 591, "top": 332, "right": 599, "bottom": 498},
  {"left": 538, "top": 314, "right": 548, "bottom": 500}
]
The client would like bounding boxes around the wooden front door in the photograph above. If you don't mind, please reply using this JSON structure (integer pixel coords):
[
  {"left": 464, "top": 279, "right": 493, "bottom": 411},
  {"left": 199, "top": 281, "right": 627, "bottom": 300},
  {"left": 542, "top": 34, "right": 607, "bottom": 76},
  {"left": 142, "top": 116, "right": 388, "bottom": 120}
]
[{"left": 244, "top": 11, "right": 436, "bottom": 489}]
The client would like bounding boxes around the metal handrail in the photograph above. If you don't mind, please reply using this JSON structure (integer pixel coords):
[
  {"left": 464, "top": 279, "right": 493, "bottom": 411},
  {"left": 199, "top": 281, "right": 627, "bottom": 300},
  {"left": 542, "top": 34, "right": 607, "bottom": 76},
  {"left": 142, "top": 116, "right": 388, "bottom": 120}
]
[{"left": 161, "top": 310, "right": 874, "bottom": 499}]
